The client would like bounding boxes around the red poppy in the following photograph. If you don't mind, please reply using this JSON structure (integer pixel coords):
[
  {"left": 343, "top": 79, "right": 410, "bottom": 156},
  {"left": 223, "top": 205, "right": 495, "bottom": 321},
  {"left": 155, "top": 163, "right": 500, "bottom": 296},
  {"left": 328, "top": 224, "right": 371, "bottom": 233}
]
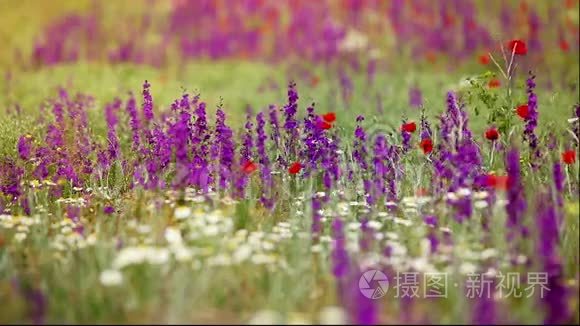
[
  {"left": 485, "top": 128, "right": 499, "bottom": 141},
  {"left": 488, "top": 78, "right": 501, "bottom": 88},
  {"left": 507, "top": 39, "right": 528, "bottom": 55},
  {"left": 416, "top": 187, "right": 429, "bottom": 196},
  {"left": 265, "top": 7, "right": 279, "bottom": 24},
  {"left": 288, "top": 162, "right": 303, "bottom": 174},
  {"left": 420, "top": 138, "right": 433, "bottom": 154},
  {"left": 516, "top": 104, "right": 529, "bottom": 119},
  {"left": 311, "top": 75, "right": 320, "bottom": 87},
  {"left": 562, "top": 150, "right": 576, "bottom": 164},
  {"left": 242, "top": 161, "right": 257, "bottom": 174},
  {"left": 467, "top": 20, "right": 477, "bottom": 31},
  {"left": 485, "top": 174, "right": 509, "bottom": 190},
  {"left": 322, "top": 112, "right": 336, "bottom": 123},
  {"left": 426, "top": 51, "right": 437, "bottom": 63},
  {"left": 559, "top": 39, "right": 570, "bottom": 52},
  {"left": 401, "top": 122, "right": 417, "bottom": 133},
  {"left": 443, "top": 13, "right": 456, "bottom": 27},
  {"left": 317, "top": 120, "right": 332, "bottom": 130},
  {"left": 478, "top": 53, "right": 490, "bottom": 65}
]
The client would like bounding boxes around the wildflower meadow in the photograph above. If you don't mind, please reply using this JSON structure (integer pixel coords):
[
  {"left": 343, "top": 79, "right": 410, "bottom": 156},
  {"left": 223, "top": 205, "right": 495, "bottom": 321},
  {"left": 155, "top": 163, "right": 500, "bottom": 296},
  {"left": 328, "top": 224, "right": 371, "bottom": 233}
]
[{"left": 0, "top": 0, "right": 579, "bottom": 324}]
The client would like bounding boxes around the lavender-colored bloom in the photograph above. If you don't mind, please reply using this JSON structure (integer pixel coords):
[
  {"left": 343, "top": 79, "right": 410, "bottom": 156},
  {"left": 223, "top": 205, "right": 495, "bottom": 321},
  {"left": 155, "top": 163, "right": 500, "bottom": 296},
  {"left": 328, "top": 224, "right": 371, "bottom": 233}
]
[
  {"left": 311, "top": 196, "right": 322, "bottom": 237},
  {"left": 283, "top": 82, "right": 300, "bottom": 163},
  {"left": 505, "top": 147, "right": 526, "bottom": 238},
  {"left": 427, "top": 230, "right": 439, "bottom": 254},
  {"left": 553, "top": 162, "right": 564, "bottom": 209},
  {"left": 191, "top": 101, "right": 210, "bottom": 190},
  {"left": 372, "top": 135, "right": 388, "bottom": 198},
  {"left": 235, "top": 113, "right": 254, "bottom": 198},
  {"left": 17, "top": 135, "right": 33, "bottom": 160},
  {"left": 256, "top": 112, "right": 273, "bottom": 208},
  {"left": 339, "top": 69, "right": 353, "bottom": 104},
  {"left": 536, "top": 192, "right": 560, "bottom": 262},
  {"left": 420, "top": 108, "right": 432, "bottom": 141},
  {"left": 409, "top": 86, "right": 423, "bottom": 108},
  {"left": 451, "top": 194, "right": 472, "bottom": 223},
  {"left": 331, "top": 217, "right": 349, "bottom": 278},
  {"left": 18, "top": 285, "right": 46, "bottom": 325},
  {"left": 353, "top": 116, "right": 368, "bottom": 171},
  {"left": 524, "top": 72, "right": 540, "bottom": 159},
  {"left": 433, "top": 92, "right": 482, "bottom": 194},
  {"left": 241, "top": 113, "right": 254, "bottom": 164},
  {"left": 66, "top": 205, "right": 81, "bottom": 223},
  {"left": 105, "top": 98, "right": 122, "bottom": 164},
  {"left": 0, "top": 159, "right": 23, "bottom": 199},
  {"left": 215, "top": 108, "right": 235, "bottom": 191},
  {"left": 534, "top": 192, "right": 571, "bottom": 324},
  {"left": 352, "top": 270, "right": 378, "bottom": 325},
  {"left": 142, "top": 80, "right": 154, "bottom": 123},
  {"left": 471, "top": 276, "right": 496, "bottom": 325},
  {"left": 103, "top": 205, "right": 115, "bottom": 215},
  {"left": 401, "top": 119, "right": 412, "bottom": 152},
  {"left": 423, "top": 215, "right": 438, "bottom": 227},
  {"left": 125, "top": 93, "right": 141, "bottom": 150},
  {"left": 268, "top": 104, "right": 281, "bottom": 151},
  {"left": 543, "top": 269, "right": 571, "bottom": 325}
]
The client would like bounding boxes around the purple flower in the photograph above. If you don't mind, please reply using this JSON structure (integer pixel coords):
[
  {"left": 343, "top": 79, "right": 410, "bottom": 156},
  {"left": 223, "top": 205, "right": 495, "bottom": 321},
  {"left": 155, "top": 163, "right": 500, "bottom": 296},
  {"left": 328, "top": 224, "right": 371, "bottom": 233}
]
[
  {"left": 401, "top": 119, "right": 412, "bottom": 152},
  {"left": 359, "top": 218, "right": 374, "bottom": 252},
  {"left": 372, "top": 135, "right": 389, "bottom": 198},
  {"left": 553, "top": 162, "right": 564, "bottom": 208},
  {"left": 524, "top": 72, "right": 540, "bottom": 159},
  {"left": 17, "top": 135, "right": 33, "bottom": 160},
  {"left": 0, "top": 159, "right": 23, "bottom": 199},
  {"left": 352, "top": 270, "right": 378, "bottom": 325},
  {"left": 126, "top": 93, "right": 141, "bottom": 150},
  {"left": 103, "top": 205, "right": 115, "bottom": 215},
  {"left": 256, "top": 112, "right": 273, "bottom": 208},
  {"left": 339, "top": 68, "right": 353, "bottom": 104},
  {"left": 409, "top": 86, "right": 423, "bottom": 108},
  {"left": 353, "top": 116, "right": 368, "bottom": 170},
  {"left": 534, "top": 192, "right": 571, "bottom": 324},
  {"left": 331, "top": 217, "right": 349, "bottom": 278},
  {"left": 142, "top": 80, "right": 154, "bottom": 123},
  {"left": 268, "top": 104, "right": 281, "bottom": 151},
  {"left": 543, "top": 266, "right": 571, "bottom": 325},
  {"left": 105, "top": 98, "right": 122, "bottom": 164},
  {"left": 423, "top": 215, "right": 438, "bottom": 227},
  {"left": 505, "top": 147, "right": 527, "bottom": 238},
  {"left": 427, "top": 230, "right": 439, "bottom": 254},
  {"left": 191, "top": 101, "right": 210, "bottom": 190},
  {"left": 420, "top": 107, "right": 432, "bottom": 141},
  {"left": 471, "top": 276, "right": 496, "bottom": 325},
  {"left": 311, "top": 196, "right": 322, "bottom": 237},
  {"left": 215, "top": 108, "right": 235, "bottom": 191},
  {"left": 235, "top": 113, "right": 254, "bottom": 198},
  {"left": 283, "top": 82, "right": 300, "bottom": 164}
]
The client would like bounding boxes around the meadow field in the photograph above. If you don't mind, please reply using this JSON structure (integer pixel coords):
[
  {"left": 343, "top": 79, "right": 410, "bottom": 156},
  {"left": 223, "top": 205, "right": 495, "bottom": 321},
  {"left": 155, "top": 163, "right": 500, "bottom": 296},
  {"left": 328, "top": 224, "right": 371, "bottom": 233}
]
[{"left": 0, "top": 0, "right": 579, "bottom": 324}]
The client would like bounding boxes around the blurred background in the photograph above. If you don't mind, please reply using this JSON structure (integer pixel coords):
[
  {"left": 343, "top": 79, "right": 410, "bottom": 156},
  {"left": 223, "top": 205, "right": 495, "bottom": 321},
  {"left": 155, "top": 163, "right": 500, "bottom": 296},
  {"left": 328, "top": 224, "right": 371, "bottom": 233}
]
[{"left": 1, "top": 0, "right": 578, "bottom": 69}]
